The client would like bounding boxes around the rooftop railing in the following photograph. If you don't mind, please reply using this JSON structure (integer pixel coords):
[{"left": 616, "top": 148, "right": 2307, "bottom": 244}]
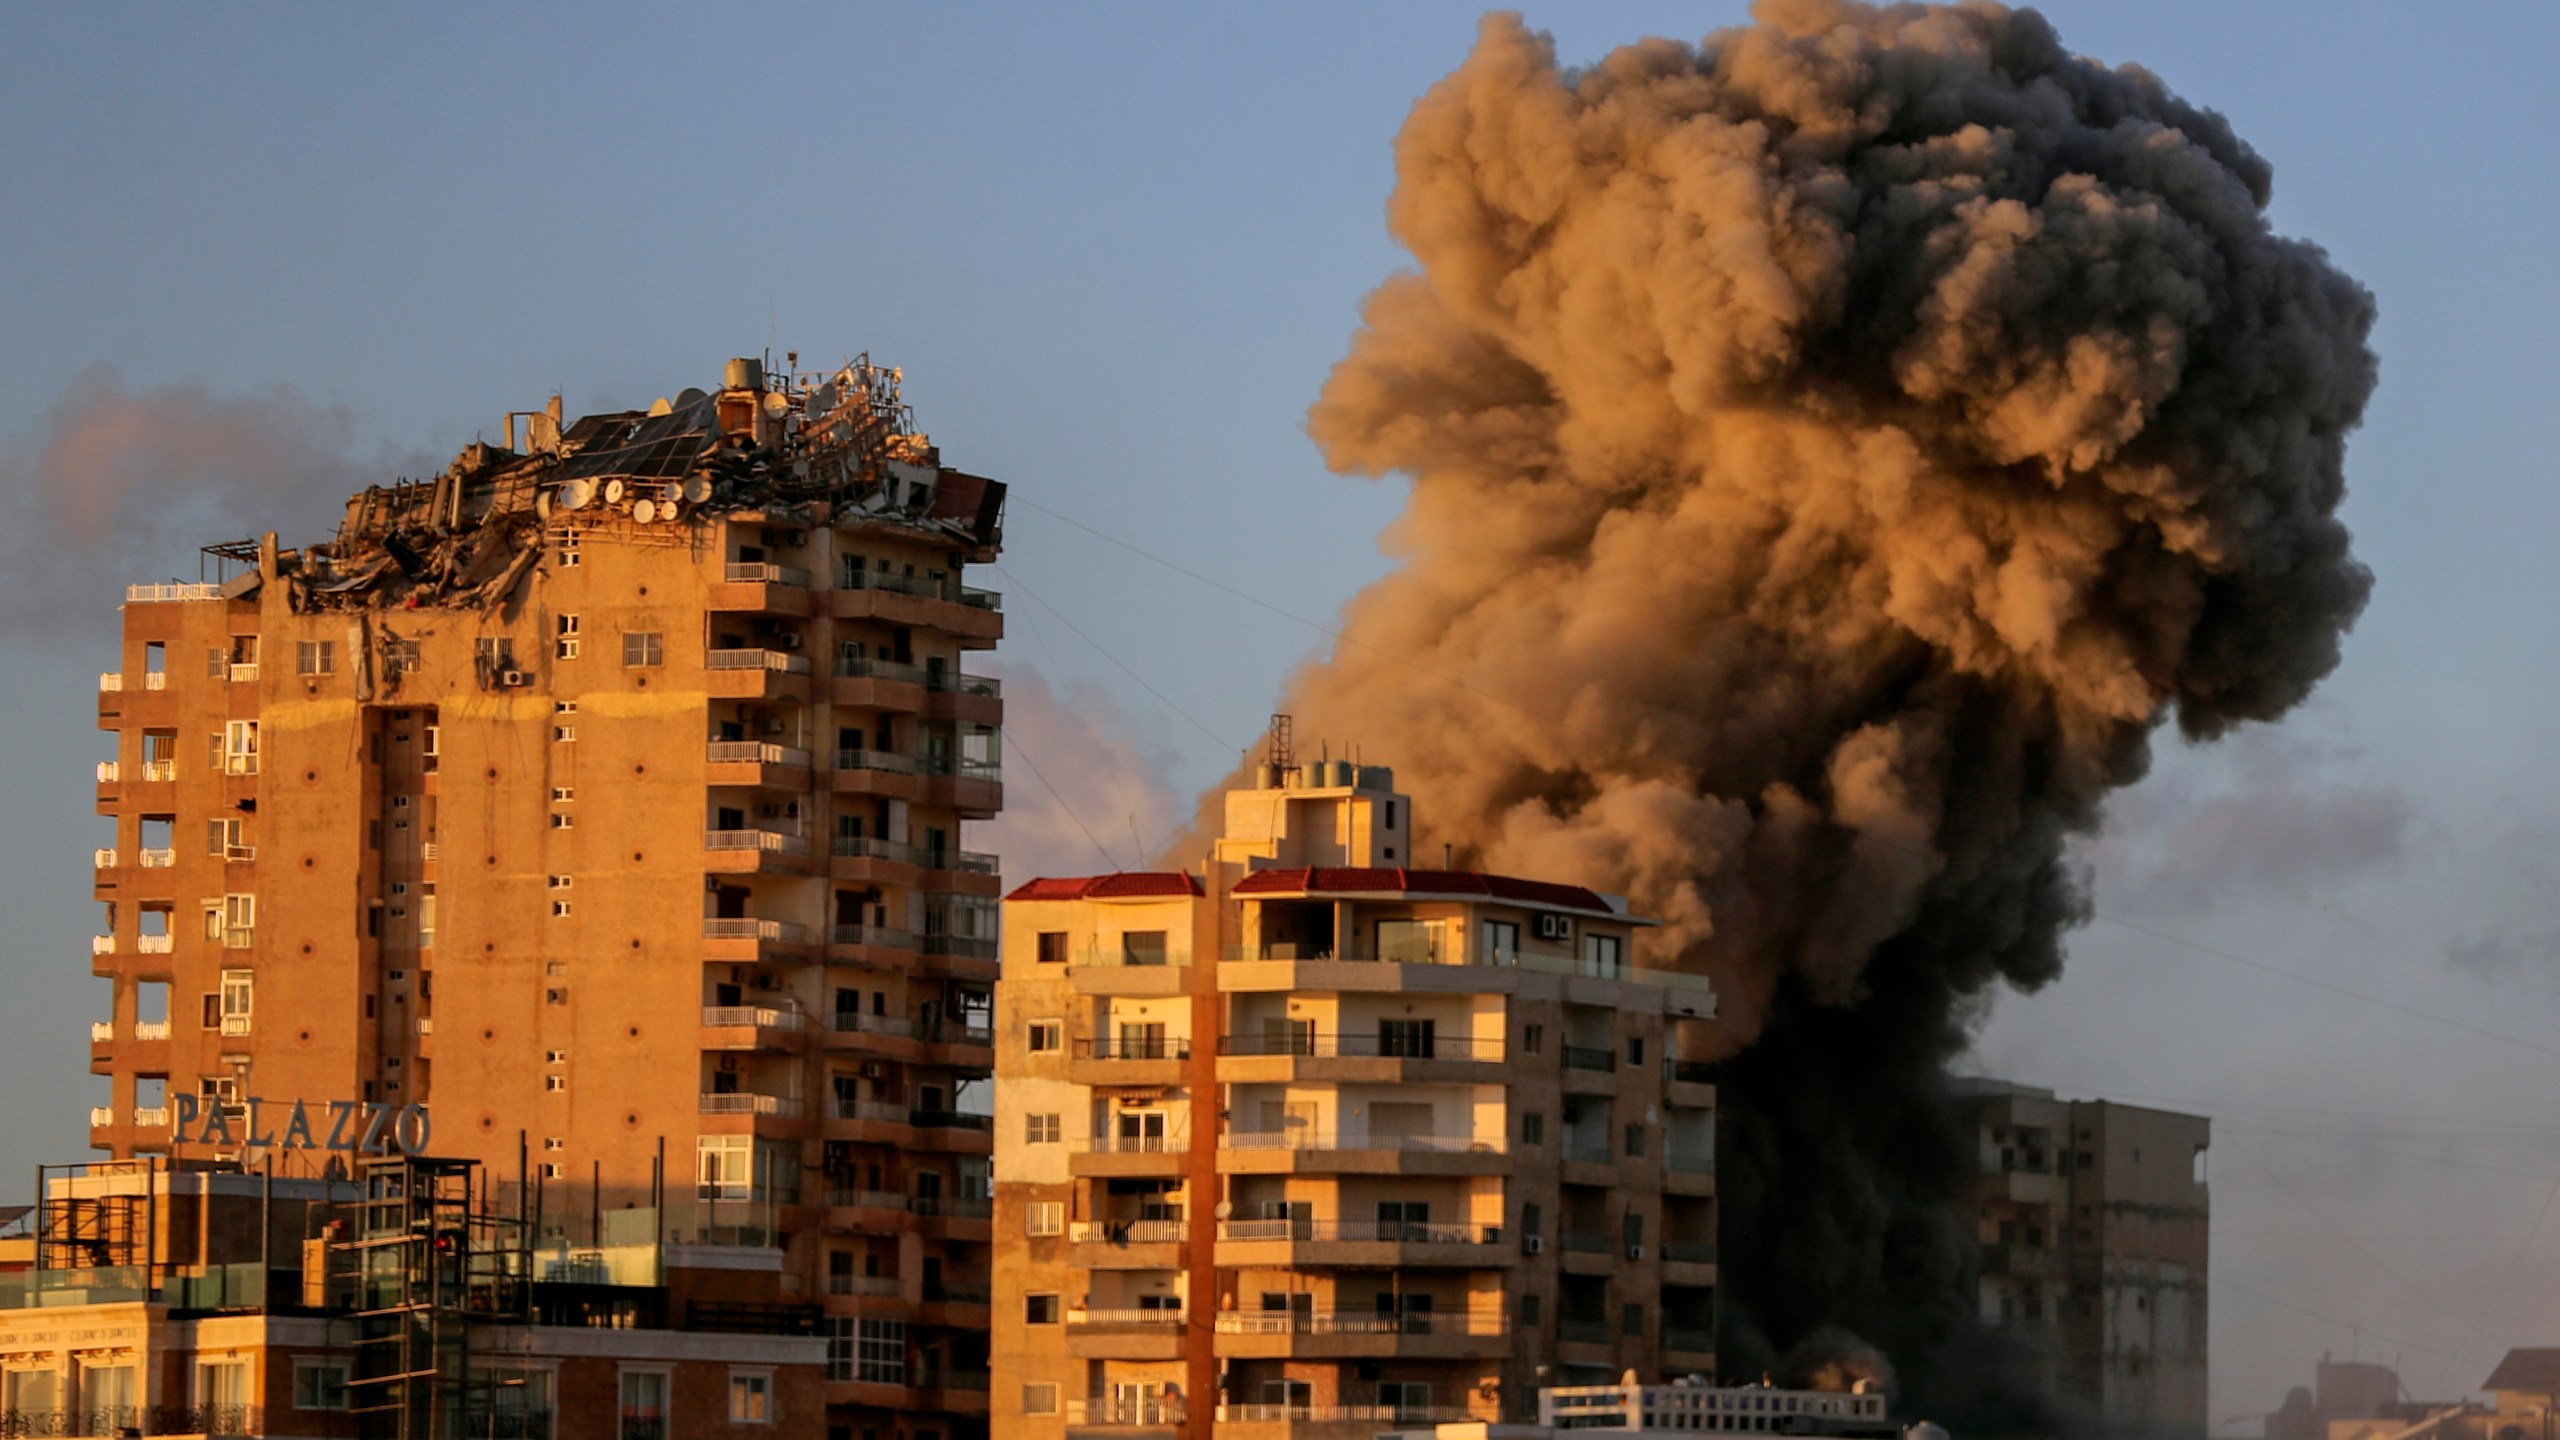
[
  {"left": 1073, "top": 1037, "right": 1193, "bottom": 1061},
  {"left": 126, "top": 583, "right": 223, "bottom": 603}
]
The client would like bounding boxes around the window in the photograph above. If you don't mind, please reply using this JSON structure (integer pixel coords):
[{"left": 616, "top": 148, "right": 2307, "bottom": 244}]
[
  {"left": 208, "top": 816, "right": 245, "bottom": 856},
  {"left": 1023, "top": 1383, "right": 1061, "bottom": 1417},
  {"left": 1521, "top": 1113, "right": 1545, "bottom": 1145},
  {"left": 296, "top": 641, "right": 335, "bottom": 677},
  {"left": 1625, "top": 1123, "right": 1647, "bottom": 1158},
  {"left": 475, "top": 637, "right": 516, "bottom": 675},
  {"left": 549, "top": 875, "right": 573, "bottom": 890},
  {"left": 291, "top": 1352, "right": 348, "bottom": 1404},
  {"left": 623, "top": 631, "right": 663, "bottom": 667},
  {"left": 552, "top": 786, "right": 575, "bottom": 803},
  {"left": 1522, "top": 1023, "right": 1544, "bottom": 1055},
  {"left": 556, "top": 533, "right": 581, "bottom": 568},
  {"left": 1379, "top": 1018, "right": 1436, "bottom": 1058},
  {"left": 698, "top": 1136, "right": 754, "bottom": 1200},
  {"left": 222, "top": 894, "right": 255, "bottom": 947},
  {"left": 222, "top": 720, "right": 259, "bottom": 775},
  {"left": 1025, "top": 1293, "right": 1061, "bottom": 1324},
  {"left": 1025, "top": 1113, "right": 1061, "bottom": 1144},
  {"left": 551, "top": 812, "right": 575, "bottom": 829},
  {"left": 1025, "top": 1201, "right": 1063, "bottom": 1237},
  {"left": 541, "top": 1162, "right": 564, "bottom": 1180},
  {"left": 1120, "top": 931, "right": 1168, "bottom": 966},
  {"left": 546, "top": 1049, "right": 568, "bottom": 1064},
  {"left": 1480, "top": 919, "right": 1521, "bottom": 963},
  {"left": 618, "top": 1371, "right": 666, "bottom": 1440},
  {"left": 552, "top": 900, "right": 573, "bottom": 917},
  {"left": 220, "top": 971, "right": 253, "bottom": 1035},
  {"left": 1623, "top": 1301, "right": 1646, "bottom": 1337},
  {"left": 1585, "top": 932, "right": 1625, "bottom": 976},
  {"left": 556, "top": 614, "right": 582, "bottom": 660},
  {"left": 546, "top": 1075, "right": 566, "bottom": 1092},
  {"left": 1379, "top": 1382, "right": 1433, "bottom": 1420},
  {"left": 546, "top": 987, "right": 568, "bottom": 1005},
  {"left": 1035, "top": 931, "right": 1068, "bottom": 964},
  {"left": 556, "top": 700, "right": 579, "bottom": 715},
  {"left": 1026, "top": 1020, "right": 1062, "bottom": 1053},
  {"left": 1627, "top": 1035, "right": 1645, "bottom": 1066},
  {"left": 545, "top": 1136, "right": 565, "bottom": 1151},
  {"left": 855, "top": 1318, "right": 905, "bottom": 1385},
  {"left": 728, "top": 1371, "right": 772, "bottom": 1424}
]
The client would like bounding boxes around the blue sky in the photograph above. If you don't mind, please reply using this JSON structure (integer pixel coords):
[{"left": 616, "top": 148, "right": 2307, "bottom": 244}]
[{"left": 5, "top": 3, "right": 2559, "bottom": 1427}]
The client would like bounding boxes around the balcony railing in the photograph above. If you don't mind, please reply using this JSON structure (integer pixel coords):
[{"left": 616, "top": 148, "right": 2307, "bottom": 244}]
[
  {"left": 142, "top": 758, "right": 175, "bottom": 781},
  {"left": 1215, "top": 1406, "right": 1470, "bottom": 1427},
  {"left": 1561, "top": 1230, "right": 1611, "bottom": 1254},
  {"left": 137, "top": 934, "right": 172, "bottom": 954},
  {"left": 96, "top": 761, "right": 118, "bottom": 784},
  {"left": 92, "top": 848, "right": 116, "bottom": 869},
  {"left": 707, "top": 740, "right": 812, "bottom": 768},
  {"left": 220, "top": 1015, "right": 251, "bottom": 1037},
  {"left": 836, "top": 1100, "right": 912, "bottom": 1125},
  {"left": 135, "top": 1020, "right": 169, "bottom": 1040},
  {"left": 827, "top": 1274, "right": 902, "bottom": 1297},
  {"left": 1216, "top": 1219, "right": 1502, "bottom": 1246},
  {"left": 928, "top": 671, "right": 1002, "bottom": 699},
  {"left": 1063, "top": 1399, "right": 1182, "bottom": 1427},
  {"left": 1664, "top": 1326, "right": 1717, "bottom": 1353},
  {"left": 1563, "top": 1143, "right": 1614, "bottom": 1167},
  {"left": 1069, "top": 1308, "right": 1186, "bottom": 1329},
  {"left": 89, "top": 1021, "right": 112, "bottom": 1042},
  {"left": 1560, "top": 1044, "right": 1617, "bottom": 1071},
  {"left": 1218, "top": 1033, "right": 1502, "bottom": 1061},
  {"left": 87, "top": 1106, "right": 112, "bottom": 1127},
  {"left": 136, "top": 847, "right": 176, "bottom": 868},
  {"left": 703, "top": 1006, "right": 801, "bottom": 1030},
  {"left": 706, "top": 648, "right": 811, "bottom": 674},
  {"left": 702, "top": 917, "right": 809, "bottom": 944},
  {"left": 1223, "top": 1131, "right": 1504, "bottom": 1157},
  {"left": 1667, "top": 1059, "right": 1716, "bottom": 1085},
  {"left": 99, "top": 672, "right": 123, "bottom": 692},
  {"left": 909, "top": 1110, "right": 991, "bottom": 1132},
  {"left": 1069, "top": 1220, "right": 1188, "bottom": 1244},
  {"left": 1212, "top": 1311, "right": 1506, "bottom": 1337},
  {"left": 836, "top": 747, "right": 922, "bottom": 774},
  {"left": 1667, "top": 1152, "right": 1715, "bottom": 1175},
  {"left": 822, "top": 1188, "right": 913, "bottom": 1212},
  {"left": 828, "top": 1011, "right": 917, "bottom": 1038},
  {"left": 134, "top": 1105, "right": 169, "bottom": 1128},
  {"left": 725, "top": 562, "right": 811, "bottom": 586},
  {"left": 958, "top": 586, "right": 1001, "bottom": 610},
  {"left": 227, "top": 662, "right": 259, "bottom": 683},
  {"left": 699, "top": 1093, "right": 803, "bottom": 1118},
  {"left": 1075, "top": 947, "right": 1192, "bottom": 969},
  {"left": 1663, "top": 1240, "right": 1719, "bottom": 1264},
  {"left": 1559, "top": 1317, "right": 1611, "bottom": 1344},
  {"left": 922, "top": 933, "right": 998, "bottom": 961},
  {"left": 831, "top": 923, "right": 919, "bottom": 950},
  {"left": 1074, "top": 1037, "right": 1193, "bottom": 1061},
  {"left": 91, "top": 935, "right": 113, "bottom": 955},
  {"left": 126, "top": 582, "right": 222, "bottom": 603},
  {"left": 922, "top": 1281, "right": 989, "bottom": 1305},
  {"left": 1073, "top": 1134, "right": 1187, "bottom": 1156},
  {"left": 705, "top": 828, "right": 810, "bottom": 856},
  {"left": 834, "top": 657, "right": 926, "bottom": 685}
]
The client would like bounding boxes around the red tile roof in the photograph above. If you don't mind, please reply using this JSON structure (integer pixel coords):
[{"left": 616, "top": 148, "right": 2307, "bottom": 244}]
[
  {"left": 1231, "top": 867, "right": 1619, "bottom": 916},
  {"left": 1005, "top": 872, "right": 1204, "bottom": 902}
]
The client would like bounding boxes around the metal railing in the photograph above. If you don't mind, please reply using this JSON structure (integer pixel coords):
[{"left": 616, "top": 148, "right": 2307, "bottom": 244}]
[
  {"left": 220, "top": 1015, "right": 251, "bottom": 1037},
  {"left": 1664, "top": 1326, "right": 1716, "bottom": 1353},
  {"left": 1212, "top": 1311, "right": 1506, "bottom": 1337},
  {"left": 134, "top": 1105, "right": 169, "bottom": 1127},
  {"left": 706, "top": 648, "right": 811, "bottom": 674},
  {"left": 1562, "top": 1143, "right": 1614, "bottom": 1167},
  {"left": 921, "top": 933, "right": 998, "bottom": 961},
  {"left": 1075, "top": 947, "right": 1192, "bottom": 969},
  {"left": 135, "top": 1020, "right": 169, "bottom": 1040},
  {"left": 1074, "top": 1037, "right": 1192, "bottom": 1061},
  {"left": 958, "top": 586, "right": 1001, "bottom": 610},
  {"left": 1072, "top": 1134, "right": 1187, "bottom": 1156},
  {"left": 921, "top": 1280, "right": 989, "bottom": 1305},
  {"left": 725, "top": 561, "right": 811, "bottom": 586},
  {"left": 1069, "top": 1308, "right": 1186, "bottom": 1329},
  {"left": 699, "top": 1092, "right": 802, "bottom": 1118},
  {"left": 827, "top": 1274, "right": 902, "bottom": 1297},
  {"left": 703, "top": 1006, "right": 801, "bottom": 1030},
  {"left": 822, "top": 1188, "right": 912, "bottom": 1212},
  {"left": 828, "top": 1011, "right": 916, "bottom": 1038},
  {"left": 4, "top": 1405, "right": 265, "bottom": 1436},
  {"left": 702, "top": 917, "right": 809, "bottom": 944},
  {"left": 1223, "top": 1131, "right": 1505, "bottom": 1157},
  {"left": 1561, "top": 1230, "right": 1611, "bottom": 1254},
  {"left": 835, "top": 747, "right": 921, "bottom": 774},
  {"left": 834, "top": 657, "right": 926, "bottom": 685},
  {"left": 1561, "top": 1044, "right": 1617, "bottom": 1071},
  {"left": 1667, "top": 1152, "right": 1715, "bottom": 1175},
  {"left": 92, "top": 848, "right": 116, "bottom": 869},
  {"left": 90, "top": 935, "right": 113, "bottom": 955},
  {"left": 1218, "top": 1033, "right": 1502, "bottom": 1061},
  {"left": 707, "top": 740, "right": 812, "bottom": 768},
  {"left": 96, "top": 760, "right": 118, "bottom": 783},
  {"left": 1216, "top": 1218, "right": 1502, "bottom": 1246},
  {"left": 227, "top": 662, "right": 259, "bottom": 683},
  {"left": 831, "top": 923, "right": 919, "bottom": 950},
  {"left": 1069, "top": 1220, "right": 1188, "bottom": 1244},
  {"left": 1216, "top": 1406, "right": 1470, "bottom": 1426},
  {"left": 136, "top": 847, "right": 176, "bottom": 868},
  {"left": 126, "top": 582, "right": 223, "bottom": 603},
  {"left": 704, "top": 828, "right": 810, "bottom": 856},
  {"left": 141, "top": 758, "right": 175, "bottom": 780},
  {"left": 834, "top": 1100, "right": 911, "bottom": 1125},
  {"left": 89, "top": 1021, "right": 112, "bottom": 1042},
  {"left": 88, "top": 1106, "right": 112, "bottom": 1127},
  {"left": 137, "top": 934, "right": 172, "bottom": 954},
  {"left": 99, "top": 672, "right": 122, "bottom": 692},
  {"left": 929, "top": 672, "right": 1002, "bottom": 699},
  {"left": 1063, "top": 1398, "right": 1182, "bottom": 1427}
]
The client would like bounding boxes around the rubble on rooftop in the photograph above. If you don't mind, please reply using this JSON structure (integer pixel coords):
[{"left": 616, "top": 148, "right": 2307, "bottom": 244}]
[{"left": 256, "top": 355, "right": 1004, "bottom": 616}]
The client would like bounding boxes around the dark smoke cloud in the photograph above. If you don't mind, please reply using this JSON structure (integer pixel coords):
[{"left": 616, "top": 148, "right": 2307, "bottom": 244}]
[
  {"left": 1280, "top": 2, "right": 2374, "bottom": 1428},
  {"left": 0, "top": 365, "right": 400, "bottom": 630}
]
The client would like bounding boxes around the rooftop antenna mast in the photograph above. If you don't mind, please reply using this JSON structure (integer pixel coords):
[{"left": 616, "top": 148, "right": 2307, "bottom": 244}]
[{"left": 1267, "top": 714, "right": 1294, "bottom": 772}]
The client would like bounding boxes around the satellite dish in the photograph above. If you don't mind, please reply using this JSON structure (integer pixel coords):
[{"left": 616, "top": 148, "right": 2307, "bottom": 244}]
[
  {"left": 681, "top": 477, "right": 712, "bottom": 505},
  {"left": 536, "top": 491, "right": 554, "bottom": 520},
  {"left": 631, "top": 498, "right": 657, "bottom": 524},
  {"left": 559, "top": 479, "right": 594, "bottom": 511},
  {"left": 604, "top": 480, "right": 626, "bottom": 505},
  {"left": 761, "top": 391, "right": 790, "bottom": 419},
  {"left": 648, "top": 397, "right": 672, "bottom": 417}
]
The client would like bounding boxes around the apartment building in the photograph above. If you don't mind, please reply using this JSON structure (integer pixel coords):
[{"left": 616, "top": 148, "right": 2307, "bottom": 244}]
[
  {"left": 87, "top": 356, "right": 1004, "bottom": 1440},
  {"left": 993, "top": 756, "right": 1722, "bottom": 1440},
  {"left": 1952, "top": 1080, "right": 2209, "bottom": 1439}
]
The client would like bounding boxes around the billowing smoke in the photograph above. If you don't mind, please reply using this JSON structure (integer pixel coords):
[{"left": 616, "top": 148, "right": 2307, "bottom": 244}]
[
  {"left": 0, "top": 365, "right": 391, "bottom": 629},
  {"left": 1281, "top": 2, "right": 2374, "bottom": 1427}
]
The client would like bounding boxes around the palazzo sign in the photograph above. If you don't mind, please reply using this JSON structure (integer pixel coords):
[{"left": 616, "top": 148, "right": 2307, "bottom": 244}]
[{"left": 171, "top": 1095, "right": 432, "bottom": 1155}]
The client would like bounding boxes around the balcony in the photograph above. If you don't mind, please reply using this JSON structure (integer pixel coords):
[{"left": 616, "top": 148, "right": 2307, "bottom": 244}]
[
  {"left": 1562, "top": 1044, "right": 1616, "bottom": 1071},
  {"left": 1216, "top": 1032, "right": 1504, "bottom": 1085},
  {"left": 96, "top": 760, "right": 118, "bottom": 786},
  {"left": 1210, "top": 1309, "right": 1509, "bottom": 1361},
  {"left": 829, "top": 922, "right": 921, "bottom": 957},
  {"left": 135, "top": 1020, "right": 169, "bottom": 1041},
  {"left": 710, "top": 563, "right": 817, "bottom": 618},
  {"left": 706, "top": 648, "right": 812, "bottom": 700},
  {"left": 137, "top": 934, "right": 172, "bottom": 955},
  {"left": 1213, "top": 1405, "right": 1472, "bottom": 1438},
  {"left": 832, "top": 657, "right": 928, "bottom": 711},
  {"left": 1070, "top": 947, "right": 1193, "bottom": 998},
  {"left": 699, "top": 1093, "right": 804, "bottom": 1119},
  {"left": 1069, "top": 1134, "right": 1189, "bottom": 1179},
  {"left": 134, "top": 1106, "right": 169, "bottom": 1128},
  {"left": 1664, "top": 1239, "right": 1718, "bottom": 1282},
  {"left": 830, "top": 575, "right": 1005, "bottom": 650},
  {"left": 1215, "top": 1218, "right": 1511, "bottom": 1270},
  {"left": 91, "top": 935, "right": 113, "bottom": 956},
  {"left": 1063, "top": 1398, "right": 1182, "bottom": 1434},
  {"left": 701, "top": 1006, "right": 807, "bottom": 1051},
  {"left": 706, "top": 741, "right": 813, "bottom": 784},
  {"left": 99, "top": 673, "right": 122, "bottom": 692},
  {"left": 88, "top": 1106, "right": 112, "bottom": 1129},
  {"left": 1069, "top": 1036, "right": 1192, "bottom": 1087},
  {"left": 1663, "top": 1325, "right": 1717, "bottom": 1359},
  {"left": 228, "top": 662, "right": 259, "bottom": 684},
  {"left": 1219, "top": 1131, "right": 1508, "bottom": 1177},
  {"left": 89, "top": 1021, "right": 112, "bottom": 1043},
  {"left": 137, "top": 848, "right": 176, "bottom": 869},
  {"left": 1066, "top": 1308, "right": 1189, "bottom": 1361},
  {"left": 1068, "top": 1220, "right": 1187, "bottom": 1269},
  {"left": 921, "top": 671, "right": 1002, "bottom": 725},
  {"left": 127, "top": 582, "right": 221, "bottom": 602},
  {"left": 93, "top": 848, "right": 116, "bottom": 871},
  {"left": 220, "top": 1015, "right": 252, "bottom": 1038},
  {"left": 830, "top": 835, "right": 1001, "bottom": 895},
  {"left": 701, "top": 917, "right": 814, "bottom": 962},
  {"left": 704, "top": 828, "right": 811, "bottom": 874}
]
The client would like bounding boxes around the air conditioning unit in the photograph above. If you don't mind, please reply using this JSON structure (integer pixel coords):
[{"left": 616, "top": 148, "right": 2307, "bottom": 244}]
[
  {"left": 1534, "top": 913, "right": 1573, "bottom": 942},
  {"left": 1627, "top": 1244, "right": 1646, "bottom": 1261},
  {"left": 499, "top": 669, "right": 529, "bottom": 688},
  {"left": 1523, "top": 1235, "right": 1545, "bottom": 1255}
]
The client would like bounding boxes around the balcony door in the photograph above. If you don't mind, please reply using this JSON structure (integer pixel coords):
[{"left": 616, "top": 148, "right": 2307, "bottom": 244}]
[{"left": 1116, "top": 1110, "right": 1167, "bottom": 1153}]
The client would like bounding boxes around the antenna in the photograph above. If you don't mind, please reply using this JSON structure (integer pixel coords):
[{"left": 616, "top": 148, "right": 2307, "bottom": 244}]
[{"left": 1267, "top": 714, "right": 1294, "bottom": 772}]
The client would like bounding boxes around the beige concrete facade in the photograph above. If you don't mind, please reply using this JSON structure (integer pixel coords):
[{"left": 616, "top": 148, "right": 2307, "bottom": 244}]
[
  {"left": 1955, "top": 1080, "right": 2210, "bottom": 1439},
  {"left": 993, "top": 764, "right": 1721, "bottom": 1440},
  {"left": 86, "top": 359, "right": 1007, "bottom": 1440}
]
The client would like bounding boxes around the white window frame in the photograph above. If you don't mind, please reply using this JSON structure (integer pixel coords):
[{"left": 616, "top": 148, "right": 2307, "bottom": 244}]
[
  {"left": 556, "top": 614, "right": 582, "bottom": 660},
  {"left": 1024, "top": 1201, "right": 1063, "bottom": 1237}
]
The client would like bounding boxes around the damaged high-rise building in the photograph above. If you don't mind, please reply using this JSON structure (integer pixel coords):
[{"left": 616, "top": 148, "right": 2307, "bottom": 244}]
[{"left": 87, "top": 355, "right": 1005, "bottom": 1439}]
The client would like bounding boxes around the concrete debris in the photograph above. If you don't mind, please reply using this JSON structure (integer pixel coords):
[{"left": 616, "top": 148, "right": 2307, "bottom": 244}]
[{"left": 271, "top": 355, "right": 1005, "bottom": 617}]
